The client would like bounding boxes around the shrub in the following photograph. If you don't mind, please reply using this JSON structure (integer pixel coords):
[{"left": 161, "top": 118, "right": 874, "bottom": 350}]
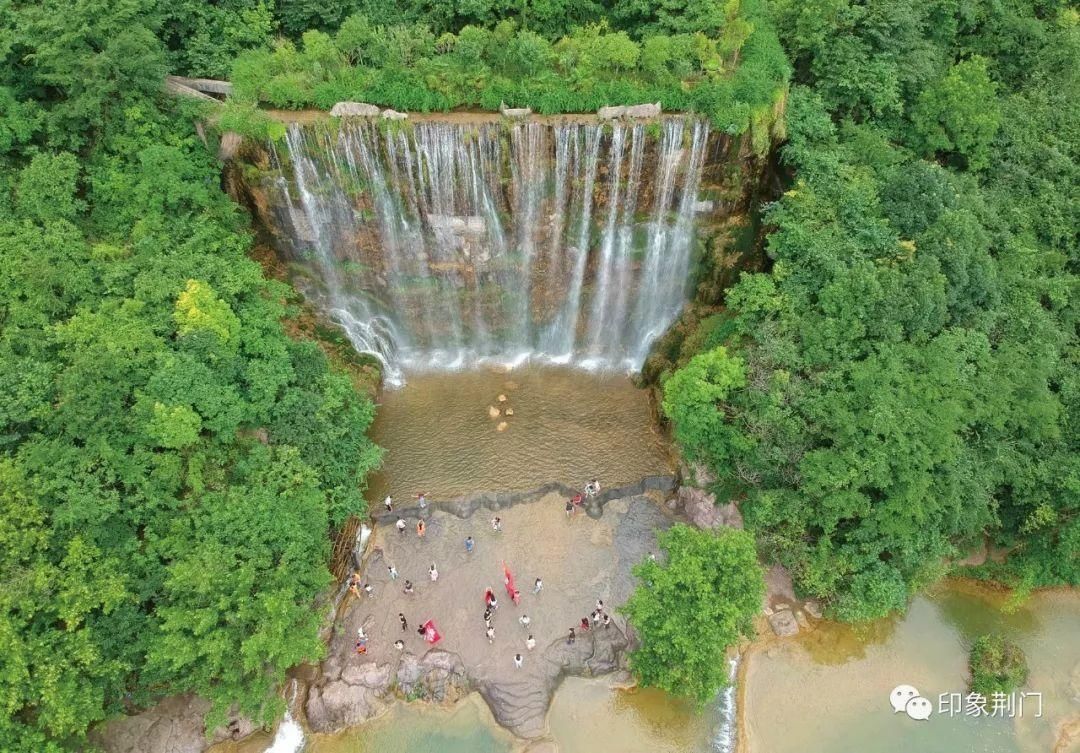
[{"left": 969, "top": 635, "right": 1029, "bottom": 697}]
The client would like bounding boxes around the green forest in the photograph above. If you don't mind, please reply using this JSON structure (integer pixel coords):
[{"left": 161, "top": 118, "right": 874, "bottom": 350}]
[{"left": 0, "top": 0, "right": 1076, "bottom": 749}]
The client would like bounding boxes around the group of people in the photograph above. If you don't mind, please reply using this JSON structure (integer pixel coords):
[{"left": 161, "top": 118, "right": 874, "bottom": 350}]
[
  {"left": 565, "top": 479, "right": 601, "bottom": 517},
  {"left": 351, "top": 480, "right": 606, "bottom": 666}
]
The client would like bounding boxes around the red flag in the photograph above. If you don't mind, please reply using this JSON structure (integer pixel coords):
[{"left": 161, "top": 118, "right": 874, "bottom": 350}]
[
  {"left": 421, "top": 619, "right": 442, "bottom": 644},
  {"left": 502, "top": 562, "right": 516, "bottom": 598}
]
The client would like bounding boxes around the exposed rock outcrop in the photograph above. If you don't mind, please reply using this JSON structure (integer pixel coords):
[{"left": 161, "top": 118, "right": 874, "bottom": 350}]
[
  {"left": 381, "top": 108, "right": 408, "bottom": 120},
  {"left": 674, "top": 485, "right": 743, "bottom": 530},
  {"left": 90, "top": 695, "right": 256, "bottom": 753},
  {"left": 330, "top": 102, "right": 382, "bottom": 118},
  {"left": 597, "top": 105, "right": 627, "bottom": 119},
  {"left": 625, "top": 102, "right": 662, "bottom": 118}
]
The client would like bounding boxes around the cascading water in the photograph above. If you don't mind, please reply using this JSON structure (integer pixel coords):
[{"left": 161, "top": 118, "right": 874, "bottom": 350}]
[{"left": 265, "top": 117, "right": 711, "bottom": 383}]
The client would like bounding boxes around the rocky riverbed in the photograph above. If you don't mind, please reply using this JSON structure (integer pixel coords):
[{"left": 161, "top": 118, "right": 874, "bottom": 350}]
[{"left": 308, "top": 490, "right": 672, "bottom": 739}]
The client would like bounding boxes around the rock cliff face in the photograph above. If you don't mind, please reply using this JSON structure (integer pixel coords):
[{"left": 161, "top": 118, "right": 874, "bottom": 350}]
[{"left": 225, "top": 114, "right": 771, "bottom": 382}]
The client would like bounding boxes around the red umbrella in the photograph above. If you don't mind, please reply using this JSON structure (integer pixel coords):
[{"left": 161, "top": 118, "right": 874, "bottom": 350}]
[{"left": 421, "top": 619, "right": 442, "bottom": 644}]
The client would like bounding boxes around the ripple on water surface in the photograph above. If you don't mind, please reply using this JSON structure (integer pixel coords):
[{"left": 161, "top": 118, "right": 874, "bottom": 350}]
[{"left": 366, "top": 365, "right": 673, "bottom": 501}]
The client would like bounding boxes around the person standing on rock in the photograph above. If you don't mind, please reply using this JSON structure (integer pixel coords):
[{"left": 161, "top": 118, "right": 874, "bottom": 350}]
[
  {"left": 580, "top": 617, "right": 590, "bottom": 631},
  {"left": 514, "top": 654, "right": 523, "bottom": 669},
  {"left": 603, "top": 613, "right": 611, "bottom": 629},
  {"left": 567, "top": 627, "right": 576, "bottom": 645},
  {"left": 387, "top": 564, "right": 398, "bottom": 580},
  {"left": 403, "top": 580, "right": 414, "bottom": 595},
  {"left": 491, "top": 516, "right": 502, "bottom": 532},
  {"left": 519, "top": 614, "right": 531, "bottom": 630},
  {"left": 348, "top": 571, "right": 362, "bottom": 598},
  {"left": 591, "top": 610, "right": 601, "bottom": 626},
  {"left": 526, "top": 635, "right": 536, "bottom": 651},
  {"left": 585, "top": 479, "right": 601, "bottom": 498},
  {"left": 533, "top": 577, "right": 543, "bottom": 594},
  {"left": 565, "top": 498, "right": 574, "bottom": 517},
  {"left": 483, "top": 606, "right": 493, "bottom": 626},
  {"left": 396, "top": 518, "right": 406, "bottom": 534},
  {"left": 363, "top": 583, "right": 374, "bottom": 597},
  {"left": 394, "top": 639, "right": 405, "bottom": 650},
  {"left": 399, "top": 613, "right": 408, "bottom": 631},
  {"left": 596, "top": 598, "right": 604, "bottom": 612},
  {"left": 486, "top": 625, "right": 495, "bottom": 644},
  {"left": 384, "top": 495, "right": 393, "bottom": 513},
  {"left": 429, "top": 563, "right": 438, "bottom": 582},
  {"left": 465, "top": 536, "right": 474, "bottom": 553},
  {"left": 416, "top": 519, "right": 426, "bottom": 537}
]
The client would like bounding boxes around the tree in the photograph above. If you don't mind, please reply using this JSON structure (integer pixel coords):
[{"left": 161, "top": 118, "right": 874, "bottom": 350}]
[
  {"left": 911, "top": 56, "right": 1001, "bottom": 171},
  {"left": 661, "top": 346, "right": 747, "bottom": 472},
  {"left": 623, "top": 525, "right": 764, "bottom": 703}
]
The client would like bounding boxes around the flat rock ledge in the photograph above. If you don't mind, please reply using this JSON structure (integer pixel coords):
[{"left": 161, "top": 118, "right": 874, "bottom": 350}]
[
  {"left": 369, "top": 475, "right": 676, "bottom": 528},
  {"left": 306, "top": 622, "right": 631, "bottom": 739}
]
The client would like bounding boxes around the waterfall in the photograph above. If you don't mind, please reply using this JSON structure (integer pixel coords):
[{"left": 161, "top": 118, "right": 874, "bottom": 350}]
[
  {"left": 713, "top": 655, "right": 740, "bottom": 753},
  {"left": 262, "top": 680, "right": 305, "bottom": 753},
  {"left": 267, "top": 117, "right": 710, "bottom": 380}
]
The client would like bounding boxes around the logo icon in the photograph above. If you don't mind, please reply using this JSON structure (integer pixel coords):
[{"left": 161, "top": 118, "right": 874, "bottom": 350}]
[{"left": 890, "top": 684, "right": 932, "bottom": 721}]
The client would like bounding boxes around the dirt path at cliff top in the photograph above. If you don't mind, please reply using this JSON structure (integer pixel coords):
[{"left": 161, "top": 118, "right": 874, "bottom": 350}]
[{"left": 315, "top": 492, "right": 671, "bottom": 738}]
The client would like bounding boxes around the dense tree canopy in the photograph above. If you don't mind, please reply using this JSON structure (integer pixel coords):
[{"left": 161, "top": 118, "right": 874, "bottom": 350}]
[
  {"left": 0, "top": 4, "right": 381, "bottom": 750},
  {"left": 663, "top": 0, "right": 1078, "bottom": 621},
  {"left": 623, "top": 525, "right": 764, "bottom": 702}
]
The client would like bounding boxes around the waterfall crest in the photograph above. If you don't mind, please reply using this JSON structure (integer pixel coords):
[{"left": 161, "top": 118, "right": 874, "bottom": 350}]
[{"left": 267, "top": 118, "right": 710, "bottom": 383}]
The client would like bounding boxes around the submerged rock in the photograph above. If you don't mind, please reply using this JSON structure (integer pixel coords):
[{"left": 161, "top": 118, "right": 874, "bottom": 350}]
[
  {"left": 768, "top": 609, "right": 800, "bottom": 637},
  {"left": 488, "top": 405, "right": 501, "bottom": 418},
  {"left": 381, "top": 108, "right": 408, "bottom": 120},
  {"left": 504, "top": 407, "right": 515, "bottom": 416},
  {"left": 497, "top": 421, "right": 509, "bottom": 432}
]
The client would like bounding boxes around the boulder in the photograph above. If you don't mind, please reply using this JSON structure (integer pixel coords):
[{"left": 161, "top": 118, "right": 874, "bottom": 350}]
[
  {"left": 597, "top": 105, "right": 627, "bottom": 119},
  {"left": 625, "top": 102, "right": 662, "bottom": 118},
  {"left": 497, "top": 421, "right": 509, "bottom": 432},
  {"left": 505, "top": 408, "right": 515, "bottom": 416},
  {"left": 716, "top": 501, "right": 744, "bottom": 529},
  {"left": 488, "top": 405, "right": 501, "bottom": 419},
  {"left": 768, "top": 609, "right": 799, "bottom": 637},
  {"left": 330, "top": 102, "right": 381, "bottom": 118},
  {"left": 381, "top": 108, "right": 408, "bottom": 120},
  {"left": 794, "top": 610, "right": 811, "bottom": 630},
  {"left": 677, "top": 486, "right": 722, "bottom": 529},
  {"left": 497, "top": 394, "right": 508, "bottom": 402},
  {"left": 803, "top": 600, "right": 823, "bottom": 620},
  {"left": 306, "top": 680, "right": 384, "bottom": 732}
]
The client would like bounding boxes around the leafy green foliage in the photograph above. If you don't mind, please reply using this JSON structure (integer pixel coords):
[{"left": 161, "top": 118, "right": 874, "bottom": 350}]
[
  {"left": 911, "top": 57, "right": 1001, "bottom": 170},
  {"left": 0, "top": 8, "right": 382, "bottom": 748},
  {"left": 661, "top": 347, "right": 748, "bottom": 470},
  {"left": 664, "top": 1, "right": 1078, "bottom": 620},
  {"left": 968, "top": 634, "right": 1028, "bottom": 696},
  {"left": 226, "top": 1, "right": 789, "bottom": 138},
  {"left": 623, "top": 525, "right": 764, "bottom": 703}
]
